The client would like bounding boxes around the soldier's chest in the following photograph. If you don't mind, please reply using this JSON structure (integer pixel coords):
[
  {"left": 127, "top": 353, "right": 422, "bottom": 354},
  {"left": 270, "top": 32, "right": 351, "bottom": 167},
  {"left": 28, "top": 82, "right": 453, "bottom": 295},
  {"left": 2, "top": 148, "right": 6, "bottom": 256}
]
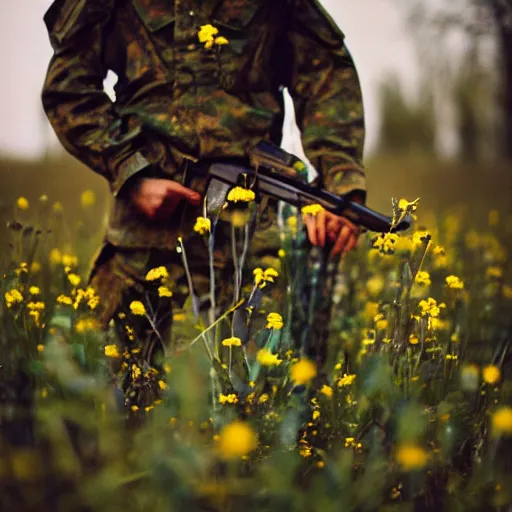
[{"left": 131, "top": 0, "right": 269, "bottom": 41}]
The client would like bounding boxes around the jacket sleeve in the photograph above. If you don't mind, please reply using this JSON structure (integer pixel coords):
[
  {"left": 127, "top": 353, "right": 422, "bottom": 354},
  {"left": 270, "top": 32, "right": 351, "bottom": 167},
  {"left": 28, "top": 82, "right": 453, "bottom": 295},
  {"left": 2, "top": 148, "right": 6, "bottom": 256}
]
[
  {"left": 287, "top": 0, "right": 366, "bottom": 200},
  {"left": 41, "top": 0, "right": 151, "bottom": 197}
]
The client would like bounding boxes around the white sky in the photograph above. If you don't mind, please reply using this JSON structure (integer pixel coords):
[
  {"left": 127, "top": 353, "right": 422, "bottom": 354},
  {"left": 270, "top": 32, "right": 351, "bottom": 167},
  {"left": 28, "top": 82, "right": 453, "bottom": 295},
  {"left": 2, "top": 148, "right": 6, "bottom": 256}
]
[{"left": 0, "top": 0, "right": 420, "bottom": 158}]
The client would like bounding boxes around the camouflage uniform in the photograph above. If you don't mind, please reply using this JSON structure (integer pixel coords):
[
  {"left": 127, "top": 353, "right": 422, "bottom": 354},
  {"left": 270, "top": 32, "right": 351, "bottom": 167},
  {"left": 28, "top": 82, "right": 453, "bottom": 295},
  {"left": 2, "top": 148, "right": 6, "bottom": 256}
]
[{"left": 42, "top": 0, "right": 366, "bottom": 349}]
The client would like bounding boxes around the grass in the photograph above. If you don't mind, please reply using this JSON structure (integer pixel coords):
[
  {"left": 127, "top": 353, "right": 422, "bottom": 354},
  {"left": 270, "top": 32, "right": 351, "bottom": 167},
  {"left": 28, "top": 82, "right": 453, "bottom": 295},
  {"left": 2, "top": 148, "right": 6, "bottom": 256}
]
[{"left": 0, "top": 152, "right": 511, "bottom": 511}]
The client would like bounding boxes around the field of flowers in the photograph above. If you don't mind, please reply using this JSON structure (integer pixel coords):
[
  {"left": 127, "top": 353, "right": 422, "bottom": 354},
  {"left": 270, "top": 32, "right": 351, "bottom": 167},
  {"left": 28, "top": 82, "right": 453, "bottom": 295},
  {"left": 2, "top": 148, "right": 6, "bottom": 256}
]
[{"left": 1, "top": 169, "right": 511, "bottom": 511}]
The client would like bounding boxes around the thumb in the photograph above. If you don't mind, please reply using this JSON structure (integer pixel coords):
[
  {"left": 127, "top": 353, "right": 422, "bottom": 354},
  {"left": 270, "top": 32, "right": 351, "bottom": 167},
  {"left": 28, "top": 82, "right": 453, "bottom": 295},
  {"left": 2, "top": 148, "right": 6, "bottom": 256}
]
[{"left": 166, "top": 181, "right": 201, "bottom": 204}]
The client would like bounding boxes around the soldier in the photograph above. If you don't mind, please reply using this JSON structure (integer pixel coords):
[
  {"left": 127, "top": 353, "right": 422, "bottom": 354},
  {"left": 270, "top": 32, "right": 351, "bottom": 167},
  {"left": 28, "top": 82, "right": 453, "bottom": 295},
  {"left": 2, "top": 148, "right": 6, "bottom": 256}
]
[{"left": 42, "top": 0, "right": 366, "bottom": 397}]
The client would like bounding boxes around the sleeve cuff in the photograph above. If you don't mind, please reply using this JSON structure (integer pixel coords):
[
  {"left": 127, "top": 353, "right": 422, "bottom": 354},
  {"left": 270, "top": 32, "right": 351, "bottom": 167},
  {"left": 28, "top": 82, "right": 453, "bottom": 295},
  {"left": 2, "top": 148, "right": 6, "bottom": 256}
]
[
  {"left": 112, "top": 151, "right": 151, "bottom": 197},
  {"left": 325, "top": 165, "right": 367, "bottom": 202}
]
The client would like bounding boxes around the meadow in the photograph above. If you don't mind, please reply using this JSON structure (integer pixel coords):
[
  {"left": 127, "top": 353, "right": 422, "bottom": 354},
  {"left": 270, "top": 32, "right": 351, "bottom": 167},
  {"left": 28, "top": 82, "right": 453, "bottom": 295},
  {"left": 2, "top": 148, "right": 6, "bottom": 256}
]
[{"left": 1, "top": 153, "right": 511, "bottom": 511}]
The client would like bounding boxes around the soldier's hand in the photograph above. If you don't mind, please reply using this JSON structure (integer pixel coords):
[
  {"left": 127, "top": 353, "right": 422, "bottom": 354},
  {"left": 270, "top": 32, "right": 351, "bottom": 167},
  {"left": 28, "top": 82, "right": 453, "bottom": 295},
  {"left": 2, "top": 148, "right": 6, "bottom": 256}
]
[
  {"left": 130, "top": 178, "right": 201, "bottom": 220},
  {"left": 303, "top": 209, "right": 360, "bottom": 258}
]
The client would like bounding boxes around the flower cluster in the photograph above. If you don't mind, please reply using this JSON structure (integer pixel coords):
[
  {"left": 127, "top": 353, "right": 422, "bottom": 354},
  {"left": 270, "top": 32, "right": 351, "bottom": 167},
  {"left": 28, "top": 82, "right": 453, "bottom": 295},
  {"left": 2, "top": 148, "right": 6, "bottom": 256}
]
[
  {"left": 226, "top": 186, "right": 255, "bottom": 203},
  {"left": 253, "top": 267, "right": 278, "bottom": 288},
  {"left": 198, "top": 24, "right": 229, "bottom": 49}
]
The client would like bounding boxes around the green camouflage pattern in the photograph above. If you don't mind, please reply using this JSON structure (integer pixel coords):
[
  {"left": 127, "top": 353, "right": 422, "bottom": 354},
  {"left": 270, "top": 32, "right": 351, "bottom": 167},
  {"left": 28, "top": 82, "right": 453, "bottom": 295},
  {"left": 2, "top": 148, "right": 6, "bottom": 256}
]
[{"left": 42, "top": 0, "right": 366, "bottom": 252}]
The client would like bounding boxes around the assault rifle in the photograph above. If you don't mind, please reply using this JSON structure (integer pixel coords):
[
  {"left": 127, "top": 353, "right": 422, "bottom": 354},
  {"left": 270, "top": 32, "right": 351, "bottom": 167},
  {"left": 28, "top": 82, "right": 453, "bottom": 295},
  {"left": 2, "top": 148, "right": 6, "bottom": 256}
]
[{"left": 206, "top": 140, "right": 412, "bottom": 233}]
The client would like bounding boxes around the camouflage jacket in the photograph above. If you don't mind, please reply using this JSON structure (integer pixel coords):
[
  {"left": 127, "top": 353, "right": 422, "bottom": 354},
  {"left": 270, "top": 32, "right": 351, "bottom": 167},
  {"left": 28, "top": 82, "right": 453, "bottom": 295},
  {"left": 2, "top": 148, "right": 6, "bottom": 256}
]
[{"left": 42, "top": 0, "right": 366, "bottom": 250}]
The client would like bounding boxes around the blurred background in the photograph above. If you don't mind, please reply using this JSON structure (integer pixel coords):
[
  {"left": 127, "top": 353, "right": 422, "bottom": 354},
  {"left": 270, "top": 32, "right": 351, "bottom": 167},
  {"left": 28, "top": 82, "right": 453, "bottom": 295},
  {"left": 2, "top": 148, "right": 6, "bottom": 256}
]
[{"left": 0, "top": 0, "right": 511, "bottom": 244}]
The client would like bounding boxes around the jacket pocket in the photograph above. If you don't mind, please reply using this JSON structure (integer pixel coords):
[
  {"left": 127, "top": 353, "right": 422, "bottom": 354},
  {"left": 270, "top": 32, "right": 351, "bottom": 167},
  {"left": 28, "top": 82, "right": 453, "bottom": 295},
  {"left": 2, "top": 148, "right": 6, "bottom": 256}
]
[
  {"left": 131, "top": 0, "right": 175, "bottom": 32},
  {"left": 211, "top": 1, "right": 266, "bottom": 91},
  {"left": 213, "top": 2, "right": 263, "bottom": 55}
]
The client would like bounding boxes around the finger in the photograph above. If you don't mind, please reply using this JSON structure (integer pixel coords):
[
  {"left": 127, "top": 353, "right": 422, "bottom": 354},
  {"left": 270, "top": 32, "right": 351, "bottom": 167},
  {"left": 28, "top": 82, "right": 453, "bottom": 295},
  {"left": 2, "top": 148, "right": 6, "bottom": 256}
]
[
  {"left": 316, "top": 209, "right": 326, "bottom": 248},
  {"left": 304, "top": 215, "right": 318, "bottom": 245},
  {"left": 166, "top": 181, "right": 201, "bottom": 205},
  {"left": 338, "top": 215, "right": 359, "bottom": 234},
  {"left": 330, "top": 225, "right": 352, "bottom": 258},
  {"left": 343, "top": 233, "right": 358, "bottom": 254}
]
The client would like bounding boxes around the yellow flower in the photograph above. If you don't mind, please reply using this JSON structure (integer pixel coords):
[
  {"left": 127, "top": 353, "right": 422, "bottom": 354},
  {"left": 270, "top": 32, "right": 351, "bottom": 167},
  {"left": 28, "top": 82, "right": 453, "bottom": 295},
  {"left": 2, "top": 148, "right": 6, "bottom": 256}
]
[
  {"left": 222, "top": 336, "right": 242, "bottom": 347},
  {"left": 67, "top": 273, "right": 81, "bottom": 287},
  {"left": 374, "top": 313, "right": 388, "bottom": 331},
  {"left": 17, "top": 196, "right": 29, "bottom": 210},
  {"left": 445, "top": 354, "right": 458, "bottom": 360},
  {"left": 62, "top": 254, "right": 78, "bottom": 267},
  {"left": 198, "top": 24, "right": 218, "bottom": 43},
  {"left": 129, "top": 301, "right": 146, "bottom": 316},
  {"left": 193, "top": 216, "right": 211, "bottom": 235},
  {"left": 337, "top": 373, "right": 356, "bottom": 387},
  {"left": 29, "top": 286, "right": 40, "bottom": 295},
  {"left": 398, "top": 197, "right": 420, "bottom": 212},
  {"left": 278, "top": 249, "right": 286, "bottom": 258},
  {"left": 52, "top": 201, "right": 63, "bottom": 213},
  {"left": 80, "top": 189, "right": 96, "bottom": 208},
  {"left": 446, "top": 275, "right": 464, "bottom": 289},
  {"left": 131, "top": 405, "right": 139, "bottom": 412},
  {"left": 226, "top": 186, "right": 255, "bottom": 203},
  {"left": 256, "top": 348, "right": 282, "bottom": 366},
  {"left": 301, "top": 204, "right": 325, "bottom": 216},
  {"left": 409, "top": 334, "right": 419, "bottom": 345},
  {"left": 482, "top": 364, "right": 501, "bottom": 385},
  {"left": 253, "top": 267, "right": 279, "bottom": 288},
  {"left": 104, "top": 345, "right": 120, "bottom": 358},
  {"left": 396, "top": 444, "right": 428, "bottom": 470},
  {"left": 320, "top": 384, "right": 333, "bottom": 398},
  {"left": 258, "top": 393, "right": 269, "bottom": 404},
  {"left": 131, "top": 364, "right": 142, "bottom": 380},
  {"left": 158, "top": 380, "right": 168, "bottom": 391},
  {"left": 5, "top": 289, "right": 23, "bottom": 308},
  {"left": 218, "top": 421, "right": 257, "bottom": 459},
  {"left": 363, "top": 302, "right": 379, "bottom": 321},
  {"left": 291, "top": 359, "right": 317, "bottom": 385},
  {"left": 362, "top": 329, "right": 376, "bottom": 345},
  {"left": 395, "top": 236, "right": 414, "bottom": 253},
  {"left": 27, "top": 301, "right": 45, "bottom": 311},
  {"left": 491, "top": 406, "right": 512, "bottom": 435},
  {"left": 415, "top": 271, "right": 431, "bottom": 286},
  {"left": 287, "top": 215, "right": 298, "bottom": 235},
  {"left": 36, "top": 344, "right": 45, "bottom": 353},
  {"left": 158, "top": 286, "right": 173, "bottom": 298},
  {"left": 219, "top": 393, "right": 238, "bottom": 404},
  {"left": 214, "top": 36, "right": 229, "bottom": 45},
  {"left": 266, "top": 312, "right": 284, "bottom": 330},
  {"left": 30, "top": 262, "right": 41, "bottom": 273},
  {"left": 76, "top": 318, "right": 99, "bottom": 333},
  {"left": 145, "top": 266, "right": 169, "bottom": 281},
  {"left": 366, "top": 275, "right": 384, "bottom": 296},
  {"left": 433, "top": 245, "right": 445, "bottom": 256},
  {"left": 56, "top": 294, "right": 73, "bottom": 306},
  {"left": 49, "top": 248, "right": 62, "bottom": 264},
  {"left": 412, "top": 230, "right": 431, "bottom": 247},
  {"left": 418, "top": 298, "right": 445, "bottom": 317},
  {"left": 487, "top": 266, "right": 503, "bottom": 279},
  {"left": 372, "top": 233, "right": 399, "bottom": 254}
]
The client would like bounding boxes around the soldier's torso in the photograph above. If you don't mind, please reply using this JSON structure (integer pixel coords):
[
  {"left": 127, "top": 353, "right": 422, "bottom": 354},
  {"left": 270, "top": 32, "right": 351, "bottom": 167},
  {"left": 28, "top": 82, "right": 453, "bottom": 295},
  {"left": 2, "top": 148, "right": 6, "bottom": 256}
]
[
  {"left": 45, "top": 0, "right": 290, "bottom": 250},
  {"left": 48, "top": 0, "right": 288, "bottom": 98}
]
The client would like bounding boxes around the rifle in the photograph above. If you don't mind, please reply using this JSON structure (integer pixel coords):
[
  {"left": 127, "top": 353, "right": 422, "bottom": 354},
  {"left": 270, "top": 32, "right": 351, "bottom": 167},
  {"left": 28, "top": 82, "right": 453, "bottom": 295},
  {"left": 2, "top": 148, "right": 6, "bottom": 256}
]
[{"left": 206, "top": 141, "right": 412, "bottom": 233}]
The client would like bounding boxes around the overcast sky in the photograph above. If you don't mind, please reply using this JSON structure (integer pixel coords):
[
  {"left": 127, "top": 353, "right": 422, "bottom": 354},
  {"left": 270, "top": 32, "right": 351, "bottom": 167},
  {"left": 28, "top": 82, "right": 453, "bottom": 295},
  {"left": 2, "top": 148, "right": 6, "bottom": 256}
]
[{"left": 0, "top": 0, "right": 420, "bottom": 159}]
